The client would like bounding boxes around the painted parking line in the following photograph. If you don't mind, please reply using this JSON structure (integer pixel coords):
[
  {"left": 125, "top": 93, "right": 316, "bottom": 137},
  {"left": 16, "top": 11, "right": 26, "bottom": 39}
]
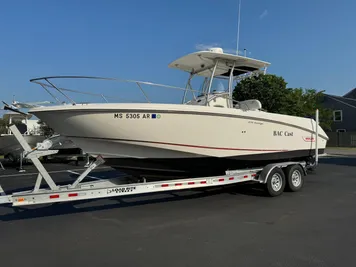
[
  {"left": 0, "top": 166, "right": 111, "bottom": 178},
  {"left": 66, "top": 170, "right": 103, "bottom": 180}
]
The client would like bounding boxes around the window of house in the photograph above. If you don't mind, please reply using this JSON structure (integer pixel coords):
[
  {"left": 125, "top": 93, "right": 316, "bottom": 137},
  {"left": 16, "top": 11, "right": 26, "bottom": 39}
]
[
  {"left": 333, "top": 110, "right": 342, "bottom": 122},
  {"left": 336, "top": 129, "right": 346, "bottom": 132}
]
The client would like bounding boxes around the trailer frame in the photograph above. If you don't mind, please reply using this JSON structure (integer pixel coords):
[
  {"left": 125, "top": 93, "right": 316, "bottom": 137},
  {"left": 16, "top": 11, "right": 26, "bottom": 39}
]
[{"left": 0, "top": 110, "right": 320, "bottom": 207}]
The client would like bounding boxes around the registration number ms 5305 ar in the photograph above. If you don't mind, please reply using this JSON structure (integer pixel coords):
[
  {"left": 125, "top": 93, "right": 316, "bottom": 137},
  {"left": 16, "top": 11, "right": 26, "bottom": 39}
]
[{"left": 113, "top": 113, "right": 161, "bottom": 119}]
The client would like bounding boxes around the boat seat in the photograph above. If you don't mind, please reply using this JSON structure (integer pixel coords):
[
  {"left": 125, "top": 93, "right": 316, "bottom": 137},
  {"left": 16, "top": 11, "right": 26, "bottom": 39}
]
[{"left": 235, "top": 99, "right": 262, "bottom": 111}]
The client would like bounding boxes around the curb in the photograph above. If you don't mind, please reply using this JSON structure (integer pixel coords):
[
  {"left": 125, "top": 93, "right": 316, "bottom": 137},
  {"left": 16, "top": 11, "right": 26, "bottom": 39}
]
[{"left": 321, "top": 153, "right": 356, "bottom": 158}]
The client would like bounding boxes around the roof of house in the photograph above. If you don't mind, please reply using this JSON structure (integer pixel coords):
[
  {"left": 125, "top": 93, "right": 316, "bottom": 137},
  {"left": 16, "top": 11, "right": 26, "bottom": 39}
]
[
  {"left": 343, "top": 87, "right": 356, "bottom": 99},
  {"left": 324, "top": 93, "right": 356, "bottom": 109}
]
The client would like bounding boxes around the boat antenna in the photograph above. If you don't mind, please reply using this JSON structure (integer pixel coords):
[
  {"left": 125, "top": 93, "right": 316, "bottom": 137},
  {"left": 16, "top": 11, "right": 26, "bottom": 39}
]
[{"left": 236, "top": 0, "right": 242, "bottom": 55}]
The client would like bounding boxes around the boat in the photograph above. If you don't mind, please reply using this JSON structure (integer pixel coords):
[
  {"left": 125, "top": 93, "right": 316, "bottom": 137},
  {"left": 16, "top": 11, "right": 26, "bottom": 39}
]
[
  {"left": 44, "top": 134, "right": 80, "bottom": 151},
  {"left": 1, "top": 99, "right": 83, "bottom": 162},
  {"left": 0, "top": 111, "right": 45, "bottom": 162},
  {"left": 27, "top": 47, "right": 329, "bottom": 180},
  {"left": 39, "top": 134, "right": 85, "bottom": 160}
]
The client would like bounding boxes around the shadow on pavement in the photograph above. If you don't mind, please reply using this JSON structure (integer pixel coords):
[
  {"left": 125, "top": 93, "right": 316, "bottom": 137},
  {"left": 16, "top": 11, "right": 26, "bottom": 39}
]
[
  {"left": 0, "top": 183, "right": 272, "bottom": 221},
  {"left": 319, "top": 156, "right": 356, "bottom": 167}
]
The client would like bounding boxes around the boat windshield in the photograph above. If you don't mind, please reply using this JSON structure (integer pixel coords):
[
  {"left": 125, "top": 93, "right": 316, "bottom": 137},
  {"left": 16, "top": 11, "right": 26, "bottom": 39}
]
[
  {"left": 194, "top": 77, "right": 229, "bottom": 97},
  {"left": 181, "top": 68, "right": 233, "bottom": 106}
]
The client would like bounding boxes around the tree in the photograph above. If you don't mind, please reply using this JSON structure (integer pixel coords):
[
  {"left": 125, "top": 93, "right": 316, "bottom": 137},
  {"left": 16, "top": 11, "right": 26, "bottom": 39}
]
[
  {"left": 232, "top": 74, "right": 333, "bottom": 131},
  {"left": 38, "top": 120, "right": 55, "bottom": 137},
  {"left": 288, "top": 88, "right": 333, "bottom": 130},
  {"left": 233, "top": 74, "right": 290, "bottom": 113},
  {"left": 0, "top": 116, "right": 27, "bottom": 134},
  {"left": 0, "top": 118, "right": 8, "bottom": 134}
]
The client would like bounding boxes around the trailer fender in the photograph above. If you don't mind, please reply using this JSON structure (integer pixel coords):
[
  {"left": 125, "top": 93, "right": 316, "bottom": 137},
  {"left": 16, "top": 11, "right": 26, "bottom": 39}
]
[{"left": 258, "top": 162, "right": 306, "bottom": 184}]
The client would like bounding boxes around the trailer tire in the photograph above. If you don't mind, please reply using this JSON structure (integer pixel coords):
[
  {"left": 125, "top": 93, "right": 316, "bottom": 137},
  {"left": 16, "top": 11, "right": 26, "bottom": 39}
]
[
  {"left": 6, "top": 153, "right": 17, "bottom": 163},
  {"left": 265, "top": 167, "right": 285, "bottom": 197},
  {"left": 284, "top": 164, "right": 304, "bottom": 192}
]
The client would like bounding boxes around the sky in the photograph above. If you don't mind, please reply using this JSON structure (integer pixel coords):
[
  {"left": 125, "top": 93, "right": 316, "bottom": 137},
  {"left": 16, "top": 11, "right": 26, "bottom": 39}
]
[{"left": 1, "top": 0, "right": 356, "bottom": 106}]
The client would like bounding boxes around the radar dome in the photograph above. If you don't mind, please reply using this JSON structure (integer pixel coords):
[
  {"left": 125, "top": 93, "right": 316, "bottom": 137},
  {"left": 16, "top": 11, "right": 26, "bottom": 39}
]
[{"left": 208, "top": 47, "right": 223, "bottom": 53}]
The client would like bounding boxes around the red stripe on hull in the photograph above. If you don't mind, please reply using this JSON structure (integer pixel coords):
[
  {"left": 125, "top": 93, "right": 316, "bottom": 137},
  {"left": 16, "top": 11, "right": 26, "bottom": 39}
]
[
  {"left": 124, "top": 139, "right": 288, "bottom": 152},
  {"left": 66, "top": 135, "right": 290, "bottom": 152}
]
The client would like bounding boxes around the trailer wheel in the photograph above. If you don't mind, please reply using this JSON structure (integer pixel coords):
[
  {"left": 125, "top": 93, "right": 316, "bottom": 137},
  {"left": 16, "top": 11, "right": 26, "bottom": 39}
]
[
  {"left": 284, "top": 164, "right": 304, "bottom": 192},
  {"left": 6, "top": 153, "right": 17, "bottom": 163},
  {"left": 265, "top": 167, "right": 285, "bottom": 197}
]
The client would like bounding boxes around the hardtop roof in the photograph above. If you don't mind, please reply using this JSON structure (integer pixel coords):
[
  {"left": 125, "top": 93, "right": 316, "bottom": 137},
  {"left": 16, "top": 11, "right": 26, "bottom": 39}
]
[{"left": 168, "top": 48, "right": 271, "bottom": 78}]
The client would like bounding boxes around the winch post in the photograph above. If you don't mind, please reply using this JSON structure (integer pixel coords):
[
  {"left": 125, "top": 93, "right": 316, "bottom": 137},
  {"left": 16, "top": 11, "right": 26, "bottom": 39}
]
[{"left": 9, "top": 125, "right": 58, "bottom": 190}]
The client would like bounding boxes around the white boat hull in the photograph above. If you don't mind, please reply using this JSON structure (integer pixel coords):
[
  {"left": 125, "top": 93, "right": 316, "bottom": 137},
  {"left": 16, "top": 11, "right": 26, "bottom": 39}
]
[{"left": 29, "top": 103, "right": 328, "bottom": 179}]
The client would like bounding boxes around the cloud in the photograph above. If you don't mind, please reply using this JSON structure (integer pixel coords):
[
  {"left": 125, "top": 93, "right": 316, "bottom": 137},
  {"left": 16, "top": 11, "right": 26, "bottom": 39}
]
[{"left": 259, "top": 9, "right": 268, "bottom": 20}]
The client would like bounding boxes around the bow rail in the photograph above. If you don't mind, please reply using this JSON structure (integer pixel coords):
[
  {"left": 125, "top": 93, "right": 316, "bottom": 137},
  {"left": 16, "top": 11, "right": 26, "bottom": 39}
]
[
  {"left": 30, "top": 75, "right": 201, "bottom": 106},
  {"left": 29, "top": 70, "right": 263, "bottom": 107}
]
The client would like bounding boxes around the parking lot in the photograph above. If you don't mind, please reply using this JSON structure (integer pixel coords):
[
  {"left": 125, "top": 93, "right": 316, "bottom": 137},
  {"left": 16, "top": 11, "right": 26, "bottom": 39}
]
[{"left": 0, "top": 156, "right": 355, "bottom": 267}]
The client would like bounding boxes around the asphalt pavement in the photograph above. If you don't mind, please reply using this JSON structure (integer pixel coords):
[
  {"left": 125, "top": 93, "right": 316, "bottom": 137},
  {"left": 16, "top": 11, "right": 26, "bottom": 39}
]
[{"left": 0, "top": 157, "right": 355, "bottom": 267}]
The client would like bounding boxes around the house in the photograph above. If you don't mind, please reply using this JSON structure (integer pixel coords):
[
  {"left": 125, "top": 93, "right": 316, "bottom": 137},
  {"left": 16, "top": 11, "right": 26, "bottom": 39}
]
[
  {"left": 321, "top": 88, "right": 356, "bottom": 147},
  {"left": 343, "top": 87, "right": 356, "bottom": 99},
  {"left": 321, "top": 89, "right": 356, "bottom": 132}
]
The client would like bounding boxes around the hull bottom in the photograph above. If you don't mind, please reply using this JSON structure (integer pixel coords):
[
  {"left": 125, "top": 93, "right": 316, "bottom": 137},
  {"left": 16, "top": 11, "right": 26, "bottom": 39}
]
[{"left": 105, "top": 149, "right": 324, "bottom": 181}]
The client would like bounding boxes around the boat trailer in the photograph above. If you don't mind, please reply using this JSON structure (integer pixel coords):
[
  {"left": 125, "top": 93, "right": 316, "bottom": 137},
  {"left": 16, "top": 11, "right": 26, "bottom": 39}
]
[{"left": 0, "top": 111, "right": 320, "bottom": 207}]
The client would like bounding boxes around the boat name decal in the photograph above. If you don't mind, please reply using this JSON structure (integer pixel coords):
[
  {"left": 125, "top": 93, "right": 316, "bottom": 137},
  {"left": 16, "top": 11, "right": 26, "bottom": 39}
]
[
  {"left": 114, "top": 113, "right": 161, "bottom": 119},
  {"left": 107, "top": 186, "right": 137, "bottom": 194},
  {"left": 302, "top": 136, "right": 315, "bottom": 142},
  {"left": 248, "top": 121, "right": 263, "bottom": 125},
  {"left": 273, "top": 131, "right": 293, "bottom": 137}
]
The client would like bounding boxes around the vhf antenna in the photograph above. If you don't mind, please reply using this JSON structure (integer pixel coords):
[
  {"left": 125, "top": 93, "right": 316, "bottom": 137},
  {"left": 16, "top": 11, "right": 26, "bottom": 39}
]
[{"left": 236, "top": 0, "right": 242, "bottom": 55}]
